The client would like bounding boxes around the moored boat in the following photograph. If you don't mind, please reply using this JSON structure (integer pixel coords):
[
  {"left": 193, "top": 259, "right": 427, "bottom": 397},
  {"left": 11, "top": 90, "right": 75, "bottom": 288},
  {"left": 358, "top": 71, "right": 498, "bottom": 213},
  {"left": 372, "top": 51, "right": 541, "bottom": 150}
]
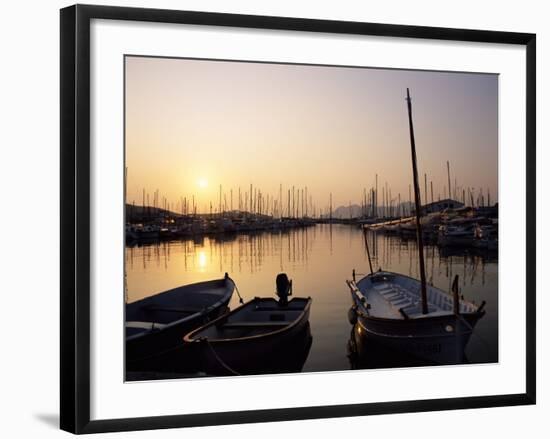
[
  {"left": 184, "top": 273, "right": 312, "bottom": 375},
  {"left": 125, "top": 224, "right": 139, "bottom": 242},
  {"left": 347, "top": 271, "right": 485, "bottom": 364},
  {"left": 347, "top": 89, "right": 486, "bottom": 365},
  {"left": 126, "top": 274, "right": 235, "bottom": 370},
  {"left": 473, "top": 223, "right": 498, "bottom": 251},
  {"left": 437, "top": 224, "right": 475, "bottom": 247},
  {"left": 136, "top": 224, "right": 161, "bottom": 240}
]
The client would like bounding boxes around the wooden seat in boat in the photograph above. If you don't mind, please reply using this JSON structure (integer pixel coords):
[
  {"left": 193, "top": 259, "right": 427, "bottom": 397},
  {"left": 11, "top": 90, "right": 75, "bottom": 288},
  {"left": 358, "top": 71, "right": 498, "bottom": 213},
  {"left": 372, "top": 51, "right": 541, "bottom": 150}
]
[
  {"left": 222, "top": 321, "right": 289, "bottom": 329},
  {"left": 391, "top": 297, "right": 411, "bottom": 306},
  {"left": 144, "top": 305, "right": 207, "bottom": 314},
  {"left": 126, "top": 321, "right": 167, "bottom": 330}
]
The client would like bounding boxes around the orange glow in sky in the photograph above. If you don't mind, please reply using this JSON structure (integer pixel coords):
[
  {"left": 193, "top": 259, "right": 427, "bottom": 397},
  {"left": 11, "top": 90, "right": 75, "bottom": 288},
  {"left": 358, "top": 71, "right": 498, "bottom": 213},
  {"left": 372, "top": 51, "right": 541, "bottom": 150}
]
[{"left": 125, "top": 56, "right": 498, "bottom": 213}]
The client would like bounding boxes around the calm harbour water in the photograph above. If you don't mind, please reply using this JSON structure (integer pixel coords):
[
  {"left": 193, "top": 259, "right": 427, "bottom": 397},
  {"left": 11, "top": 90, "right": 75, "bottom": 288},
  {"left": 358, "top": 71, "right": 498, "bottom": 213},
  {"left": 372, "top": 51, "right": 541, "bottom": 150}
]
[{"left": 125, "top": 224, "right": 498, "bottom": 372}]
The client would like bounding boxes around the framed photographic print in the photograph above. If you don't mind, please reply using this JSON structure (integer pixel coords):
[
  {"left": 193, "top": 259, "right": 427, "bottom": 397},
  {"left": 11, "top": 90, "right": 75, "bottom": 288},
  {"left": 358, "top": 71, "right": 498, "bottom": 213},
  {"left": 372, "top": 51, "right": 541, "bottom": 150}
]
[{"left": 60, "top": 4, "right": 536, "bottom": 434}]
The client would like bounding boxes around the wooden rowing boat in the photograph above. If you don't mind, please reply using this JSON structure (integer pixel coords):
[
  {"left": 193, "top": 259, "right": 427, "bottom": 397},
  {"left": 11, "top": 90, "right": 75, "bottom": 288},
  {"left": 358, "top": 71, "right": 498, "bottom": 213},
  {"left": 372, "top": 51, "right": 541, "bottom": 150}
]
[
  {"left": 347, "top": 89, "right": 486, "bottom": 365},
  {"left": 126, "top": 274, "right": 234, "bottom": 370},
  {"left": 347, "top": 271, "right": 485, "bottom": 364},
  {"left": 184, "top": 274, "right": 312, "bottom": 375}
]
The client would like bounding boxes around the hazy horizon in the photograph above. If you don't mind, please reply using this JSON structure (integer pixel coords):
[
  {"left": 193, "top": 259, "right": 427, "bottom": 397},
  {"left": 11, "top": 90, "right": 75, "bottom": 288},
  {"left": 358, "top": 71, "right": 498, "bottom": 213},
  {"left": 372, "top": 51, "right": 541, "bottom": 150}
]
[{"left": 125, "top": 56, "right": 498, "bottom": 215}]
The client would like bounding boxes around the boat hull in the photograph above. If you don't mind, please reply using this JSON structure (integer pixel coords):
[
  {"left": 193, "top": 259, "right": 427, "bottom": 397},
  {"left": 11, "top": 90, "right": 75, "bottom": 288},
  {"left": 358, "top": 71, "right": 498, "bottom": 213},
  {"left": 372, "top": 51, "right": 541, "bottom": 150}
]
[
  {"left": 353, "top": 311, "right": 482, "bottom": 364},
  {"left": 185, "top": 297, "right": 312, "bottom": 376},
  {"left": 126, "top": 277, "right": 234, "bottom": 371},
  {"left": 126, "top": 306, "right": 229, "bottom": 372},
  {"left": 438, "top": 234, "right": 474, "bottom": 247},
  {"left": 348, "top": 271, "right": 485, "bottom": 365},
  {"left": 473, "top": 238, "right": 498, "bottom": 251}
]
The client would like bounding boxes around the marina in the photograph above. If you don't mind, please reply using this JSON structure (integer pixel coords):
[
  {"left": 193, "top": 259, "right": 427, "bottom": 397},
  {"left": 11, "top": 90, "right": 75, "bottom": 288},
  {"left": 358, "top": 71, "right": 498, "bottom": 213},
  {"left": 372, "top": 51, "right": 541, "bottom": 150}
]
[
  {"left": 123, "top": 58, "right": 499, "bottom": 380},
  {"left": 125, "top": 223, "right": 498, "bottom": 377}
]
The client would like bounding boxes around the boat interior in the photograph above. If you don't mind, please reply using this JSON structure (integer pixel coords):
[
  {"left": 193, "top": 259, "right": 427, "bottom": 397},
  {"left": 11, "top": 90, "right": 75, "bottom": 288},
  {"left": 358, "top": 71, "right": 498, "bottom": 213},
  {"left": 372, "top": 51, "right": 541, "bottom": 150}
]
[
  {"left": 191, "top": 297, "right": 310, "bottom": 340},
  {"left": 357, "top": 272, "right": 478, "bottom": 319},
  {"left": 126, "top": 279, "right": 231, "bottom": 337}
]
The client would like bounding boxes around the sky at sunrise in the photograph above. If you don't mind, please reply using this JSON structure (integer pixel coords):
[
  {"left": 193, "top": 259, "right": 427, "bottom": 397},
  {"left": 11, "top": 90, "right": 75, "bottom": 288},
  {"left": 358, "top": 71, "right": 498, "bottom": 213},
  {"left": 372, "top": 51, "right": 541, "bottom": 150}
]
[{"left": 125, "top": 56, "right": 498, "bottom": 213}]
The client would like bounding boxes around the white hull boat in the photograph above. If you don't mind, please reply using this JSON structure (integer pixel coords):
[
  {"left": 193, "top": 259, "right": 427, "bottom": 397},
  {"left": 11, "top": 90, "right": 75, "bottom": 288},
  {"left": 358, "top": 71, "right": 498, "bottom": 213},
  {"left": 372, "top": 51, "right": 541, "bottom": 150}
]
[
  {"left": 347, "top": 271, "right": 485, "bottom": 364},
  {"left": 347, "top": 89, "right": 487, "bottom": 366}
]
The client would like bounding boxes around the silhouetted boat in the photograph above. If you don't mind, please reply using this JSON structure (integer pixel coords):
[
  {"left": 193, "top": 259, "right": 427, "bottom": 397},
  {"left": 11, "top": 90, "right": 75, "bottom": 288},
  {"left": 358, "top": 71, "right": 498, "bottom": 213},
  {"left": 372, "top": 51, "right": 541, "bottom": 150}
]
[
  {"left": 437, "top": 223, "right": 476, "bottom": 247},
  {"left": 126, "top": 274, "right": 235, "bottom": 370},
  {"left": 473, "top": 223, "right": 498, "bottom": 251},
  {"left": 184, "top": 273, "right": 312, "bottom": 375}
]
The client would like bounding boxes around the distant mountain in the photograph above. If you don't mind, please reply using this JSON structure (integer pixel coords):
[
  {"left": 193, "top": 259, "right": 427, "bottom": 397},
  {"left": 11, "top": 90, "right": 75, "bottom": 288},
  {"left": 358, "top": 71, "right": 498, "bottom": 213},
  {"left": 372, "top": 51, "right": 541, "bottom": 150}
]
[
  {"left": 322, "top": 204, "right": 363, "bottom": 219},
  {"left": 125, "top": 204, "right": 272, "bottom": 220},
  {"left": 125, "top": 204, "right": 177, "bottom": 219},
  {"left": 321, "top": 202, "right": 415, "bottom": 219}
]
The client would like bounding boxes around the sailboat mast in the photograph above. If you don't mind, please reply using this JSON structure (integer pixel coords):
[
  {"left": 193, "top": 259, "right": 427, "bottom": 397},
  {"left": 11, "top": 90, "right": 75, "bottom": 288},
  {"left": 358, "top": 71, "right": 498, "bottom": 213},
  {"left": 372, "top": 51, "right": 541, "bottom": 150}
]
[
  {"left": 447, "top": 161, "right": 452, "bottom": 200},
  {"left": 405, "top": 88, "right": 428, "bottom": 315}
]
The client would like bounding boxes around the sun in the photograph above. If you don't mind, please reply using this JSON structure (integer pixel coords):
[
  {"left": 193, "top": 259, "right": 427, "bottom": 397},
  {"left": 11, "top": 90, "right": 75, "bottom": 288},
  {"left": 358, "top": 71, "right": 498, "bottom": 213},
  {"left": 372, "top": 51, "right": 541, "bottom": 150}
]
[{"left": 197, "top": 178, "right": 208, "bottom": 189}]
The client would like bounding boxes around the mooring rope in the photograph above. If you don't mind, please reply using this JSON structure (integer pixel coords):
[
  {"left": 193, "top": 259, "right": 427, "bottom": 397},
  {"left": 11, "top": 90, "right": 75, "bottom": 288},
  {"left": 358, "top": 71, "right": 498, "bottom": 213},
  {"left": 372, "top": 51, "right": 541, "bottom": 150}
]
[
  {"left": 234, "top": 284, "right": 244, "bottom": 304},
  {"left": 202, "top": 338, "right": 241, "bottom": 376},
  {"left": 227, "top": 275, "right": 244, "bottom": 304}
]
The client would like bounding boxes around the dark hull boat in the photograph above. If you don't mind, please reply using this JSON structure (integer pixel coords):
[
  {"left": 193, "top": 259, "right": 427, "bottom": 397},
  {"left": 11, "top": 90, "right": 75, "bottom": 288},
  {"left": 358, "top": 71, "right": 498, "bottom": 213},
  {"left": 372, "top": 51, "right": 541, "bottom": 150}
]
[
  {"left": 347, "top": 271, "right": 485, "bottom": 364},
  {"left": 184, "top": 274, "right": 312, "bottom": 376},
  {"left": 126, "top": 275, "right": 234, "bottom": 371},
  {"left": 437, "top": 226, "right": 475, "bottom": 247}
]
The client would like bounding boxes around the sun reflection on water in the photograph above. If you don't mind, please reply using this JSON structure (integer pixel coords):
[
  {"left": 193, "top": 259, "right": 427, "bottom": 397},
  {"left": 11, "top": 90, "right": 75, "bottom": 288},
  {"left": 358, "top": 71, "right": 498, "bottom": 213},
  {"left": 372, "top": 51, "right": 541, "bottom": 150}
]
[{"left": 197, "top": 250, "right": 207, "bottom": 270}]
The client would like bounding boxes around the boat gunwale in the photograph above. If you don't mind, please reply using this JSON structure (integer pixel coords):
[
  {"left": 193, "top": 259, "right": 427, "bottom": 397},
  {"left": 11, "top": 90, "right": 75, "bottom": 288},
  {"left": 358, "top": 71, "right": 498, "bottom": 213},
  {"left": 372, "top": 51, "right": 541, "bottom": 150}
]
[
  {"left": 183, "top": 296, "right": 312, "bottom": 344},
  {"left": 126, "top": 277, "right": 235, "bottom": 342},
  {"left": 353, "top": 306, "right": 486, "bottom": 326},
  {"left": 347, "top": 270, "right": 484, "bottom": 322}
]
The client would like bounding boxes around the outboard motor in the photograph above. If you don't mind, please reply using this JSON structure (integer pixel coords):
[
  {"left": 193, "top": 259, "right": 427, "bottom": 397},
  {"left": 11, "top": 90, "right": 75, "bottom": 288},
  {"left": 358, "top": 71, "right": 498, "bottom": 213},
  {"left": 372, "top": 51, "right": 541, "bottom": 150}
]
[{"left": 276, "top": 273, "right": 292, "bottom": 306}]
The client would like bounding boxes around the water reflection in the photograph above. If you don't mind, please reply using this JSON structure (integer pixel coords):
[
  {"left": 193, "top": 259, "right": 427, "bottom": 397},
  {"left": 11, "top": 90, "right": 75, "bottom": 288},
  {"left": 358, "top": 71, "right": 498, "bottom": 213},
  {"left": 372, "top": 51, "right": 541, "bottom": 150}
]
[{"left": 126, "top": 224, "right": 498, "bottom": 371}]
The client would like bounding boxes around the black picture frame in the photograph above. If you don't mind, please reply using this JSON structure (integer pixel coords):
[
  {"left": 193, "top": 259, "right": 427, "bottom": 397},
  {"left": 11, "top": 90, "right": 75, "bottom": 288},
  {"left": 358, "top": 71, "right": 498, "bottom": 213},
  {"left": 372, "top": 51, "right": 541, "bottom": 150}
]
[{"left": 60, "top": 4, "right": 536, "bottom": 434}]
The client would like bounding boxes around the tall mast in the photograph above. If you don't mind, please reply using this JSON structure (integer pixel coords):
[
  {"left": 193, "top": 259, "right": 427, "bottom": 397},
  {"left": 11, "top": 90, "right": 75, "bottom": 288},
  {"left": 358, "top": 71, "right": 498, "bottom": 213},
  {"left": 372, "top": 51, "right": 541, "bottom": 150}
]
[
  {"left": 447, "top": 160, "right": 452, "bottom": 200},
  {"left": 219, "top": 184, "right": 222, "bottom": 217},
  {"left": 287, "top": 189, "right": 290, "bottom": 218},
  {"left": 424, "top": 173, "right": 428, "bottom": 206},
  {"left": 375, "top": 174, "right": 378, "bottom": 217},
  {"left": 406, "top": 88, "right": 428, "bottom": 315},
  {"left": 280, "top": 184, "right": 282, "bottom": 218}
]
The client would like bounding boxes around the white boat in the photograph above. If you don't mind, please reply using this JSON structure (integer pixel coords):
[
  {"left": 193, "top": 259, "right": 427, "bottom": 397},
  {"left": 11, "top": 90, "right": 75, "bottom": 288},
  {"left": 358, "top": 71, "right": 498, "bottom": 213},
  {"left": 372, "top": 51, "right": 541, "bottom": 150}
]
[
  {"left": 398, "top": 221, "right": 417, "bottom": 237},
  {"left": 126, "top": 274, "right": 235, "bottom": 370},
  {"left": 347, "top": 271, "right": 485, "bottom": 364},
  {"left": 347, "top": 89, "right": 486, "bottom": 365}
]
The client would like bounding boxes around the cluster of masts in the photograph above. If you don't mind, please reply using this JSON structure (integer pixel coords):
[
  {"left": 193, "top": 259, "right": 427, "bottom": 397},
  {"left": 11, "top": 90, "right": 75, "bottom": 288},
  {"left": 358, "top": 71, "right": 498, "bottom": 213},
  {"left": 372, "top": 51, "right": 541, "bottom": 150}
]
[
  {"left": 127, "top": 182, "right": 321, "bottom": 219},
  {"left": 130, "top": 179, "right": 491, "bottom": 219},
  {"left": 125, "top": 166, "right": 494, "bottom": 221}
]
